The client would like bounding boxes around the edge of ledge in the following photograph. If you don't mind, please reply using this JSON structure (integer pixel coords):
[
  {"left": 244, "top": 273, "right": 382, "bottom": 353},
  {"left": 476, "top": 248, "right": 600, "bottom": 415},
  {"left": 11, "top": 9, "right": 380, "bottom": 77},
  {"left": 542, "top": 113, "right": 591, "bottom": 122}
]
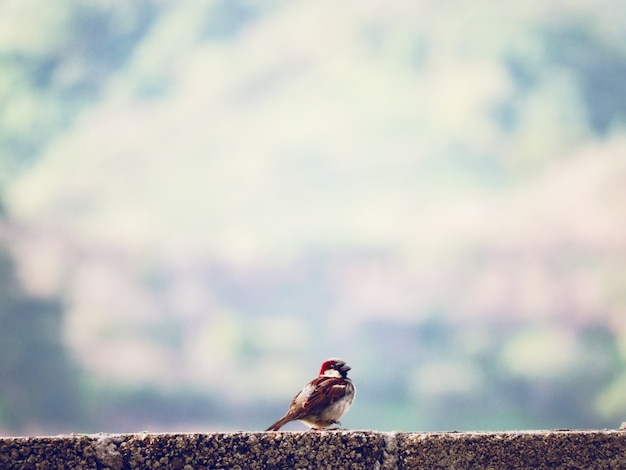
[{"left": 1, "top": 430, "right": 625, "bottom": 470}]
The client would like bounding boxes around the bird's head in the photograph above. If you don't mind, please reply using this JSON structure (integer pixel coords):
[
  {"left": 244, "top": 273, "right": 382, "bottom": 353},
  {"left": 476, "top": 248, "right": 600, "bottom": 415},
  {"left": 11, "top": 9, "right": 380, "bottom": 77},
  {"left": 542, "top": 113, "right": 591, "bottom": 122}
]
[{"left": 319, "top": 358, "right": 351, "bottom": 378}]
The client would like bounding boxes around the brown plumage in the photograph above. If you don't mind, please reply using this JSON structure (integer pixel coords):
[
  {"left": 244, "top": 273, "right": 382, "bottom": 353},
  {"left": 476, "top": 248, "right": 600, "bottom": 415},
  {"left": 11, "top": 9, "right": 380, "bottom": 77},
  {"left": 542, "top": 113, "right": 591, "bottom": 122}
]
[{"left": 266, "top": 359, "right": 356, "bottom": 431}]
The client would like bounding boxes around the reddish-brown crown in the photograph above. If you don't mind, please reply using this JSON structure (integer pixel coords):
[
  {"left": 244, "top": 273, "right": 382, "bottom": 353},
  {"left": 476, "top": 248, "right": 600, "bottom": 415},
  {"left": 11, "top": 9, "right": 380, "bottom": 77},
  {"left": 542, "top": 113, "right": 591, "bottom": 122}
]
[{"left": 319, "top": 358, "right": 351, "bottom": 377}]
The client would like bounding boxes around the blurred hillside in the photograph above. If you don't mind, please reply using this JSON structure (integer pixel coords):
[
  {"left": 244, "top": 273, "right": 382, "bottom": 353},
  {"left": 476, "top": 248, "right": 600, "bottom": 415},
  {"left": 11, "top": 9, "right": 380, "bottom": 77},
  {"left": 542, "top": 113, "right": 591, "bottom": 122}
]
[{"left": 1, "top": 0, "right": 626, "bottom": 435}]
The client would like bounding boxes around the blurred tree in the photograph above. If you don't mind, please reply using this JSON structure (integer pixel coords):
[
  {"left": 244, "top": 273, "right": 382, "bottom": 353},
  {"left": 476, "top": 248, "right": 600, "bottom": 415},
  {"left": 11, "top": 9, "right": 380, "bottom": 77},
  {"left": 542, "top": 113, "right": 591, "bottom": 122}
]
[
  {"left": 0, "top": 0, "right": 156, "bottom": 195},
  {"left": 546, "top": 27, "right": 626, "bottom": 134},
  {"left": 0, "top": 0, "right": 157, "bottom": 433},
  {"left": 0, "top": 247, "right": 82, "bottom": 433}
]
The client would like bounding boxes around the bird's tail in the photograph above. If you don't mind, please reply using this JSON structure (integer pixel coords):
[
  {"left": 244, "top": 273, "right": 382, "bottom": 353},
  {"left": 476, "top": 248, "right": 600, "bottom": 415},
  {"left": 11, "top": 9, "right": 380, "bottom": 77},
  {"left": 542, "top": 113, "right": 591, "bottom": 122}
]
[{"left": 265, "top": 415, "right": 293, "bottom": 431}]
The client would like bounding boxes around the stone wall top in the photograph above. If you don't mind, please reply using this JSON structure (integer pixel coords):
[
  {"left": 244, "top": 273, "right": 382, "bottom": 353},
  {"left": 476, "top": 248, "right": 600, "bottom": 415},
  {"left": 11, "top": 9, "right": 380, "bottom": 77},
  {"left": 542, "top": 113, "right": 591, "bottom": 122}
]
[{"left": 1, "top": 430, "right": 625, "bottom": 469}]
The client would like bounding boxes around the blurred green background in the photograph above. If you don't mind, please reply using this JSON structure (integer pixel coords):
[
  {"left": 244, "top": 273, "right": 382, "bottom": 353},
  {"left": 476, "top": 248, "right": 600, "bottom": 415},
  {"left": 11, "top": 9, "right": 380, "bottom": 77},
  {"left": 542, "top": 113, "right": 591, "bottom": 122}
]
[{"left": 1, "top": 0, "right": 626, "bottom": 436}]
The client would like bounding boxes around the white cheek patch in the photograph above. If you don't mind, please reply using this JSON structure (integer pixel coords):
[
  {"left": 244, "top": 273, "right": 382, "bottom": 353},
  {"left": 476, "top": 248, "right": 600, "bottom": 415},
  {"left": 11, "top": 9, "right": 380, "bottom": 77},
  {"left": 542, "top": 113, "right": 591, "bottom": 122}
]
[{"left": 322, "top": 369, "right": 342, "bottom": 378}]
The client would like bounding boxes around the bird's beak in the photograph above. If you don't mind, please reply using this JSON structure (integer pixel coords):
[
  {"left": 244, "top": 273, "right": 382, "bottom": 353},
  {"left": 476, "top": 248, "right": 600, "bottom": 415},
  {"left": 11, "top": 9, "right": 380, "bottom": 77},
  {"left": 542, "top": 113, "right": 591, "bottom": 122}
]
[{"left": 340, "top": 364, "right": 351, "bottom": 373}]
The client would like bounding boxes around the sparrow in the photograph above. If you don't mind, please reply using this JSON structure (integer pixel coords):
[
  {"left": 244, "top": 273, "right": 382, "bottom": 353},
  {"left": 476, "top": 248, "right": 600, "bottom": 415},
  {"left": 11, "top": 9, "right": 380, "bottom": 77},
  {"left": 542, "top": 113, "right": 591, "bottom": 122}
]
[{"left": 265, "top": 358, "right": 356, "bottom": 431}]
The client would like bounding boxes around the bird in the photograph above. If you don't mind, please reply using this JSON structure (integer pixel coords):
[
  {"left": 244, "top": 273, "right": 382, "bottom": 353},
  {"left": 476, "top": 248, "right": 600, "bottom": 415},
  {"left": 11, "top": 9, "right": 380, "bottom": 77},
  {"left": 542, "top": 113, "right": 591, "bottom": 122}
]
[{"left": 265, "top": 358, "right": 356, "bottom": 431}]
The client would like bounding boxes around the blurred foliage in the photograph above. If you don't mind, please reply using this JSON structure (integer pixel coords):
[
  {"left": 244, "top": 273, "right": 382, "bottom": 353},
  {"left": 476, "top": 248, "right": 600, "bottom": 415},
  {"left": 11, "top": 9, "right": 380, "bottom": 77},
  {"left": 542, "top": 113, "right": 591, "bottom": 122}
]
[
  {"left": 1, "top": 0, "right": 626, "bottom": 435},
  {"left": 0, "top": 247, "right": 81, "bottom": 432},
  {"left": 0, "top": 0, "right": 155, "bottom": 193}
]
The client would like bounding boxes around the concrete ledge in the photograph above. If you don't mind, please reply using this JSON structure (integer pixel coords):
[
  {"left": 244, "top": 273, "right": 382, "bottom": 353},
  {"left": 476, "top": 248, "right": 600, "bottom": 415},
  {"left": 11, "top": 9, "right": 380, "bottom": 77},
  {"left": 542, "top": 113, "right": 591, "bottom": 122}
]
[{"left": 1, "top": 430, "right": 625, "bottom": 469}]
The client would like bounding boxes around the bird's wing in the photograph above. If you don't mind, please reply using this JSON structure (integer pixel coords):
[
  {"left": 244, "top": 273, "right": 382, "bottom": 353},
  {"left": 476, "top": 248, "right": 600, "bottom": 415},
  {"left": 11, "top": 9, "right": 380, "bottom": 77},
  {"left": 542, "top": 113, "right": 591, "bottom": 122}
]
[{"left": 297, "top": 376, "right": 349, "bottom": 415}]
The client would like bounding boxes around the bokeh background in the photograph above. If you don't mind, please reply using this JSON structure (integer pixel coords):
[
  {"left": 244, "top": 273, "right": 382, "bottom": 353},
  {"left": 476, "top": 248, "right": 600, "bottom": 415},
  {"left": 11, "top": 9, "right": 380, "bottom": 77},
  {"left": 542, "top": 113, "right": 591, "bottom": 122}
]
[{"left": 1, "top": 0, "right": 626, "bottom": 436}]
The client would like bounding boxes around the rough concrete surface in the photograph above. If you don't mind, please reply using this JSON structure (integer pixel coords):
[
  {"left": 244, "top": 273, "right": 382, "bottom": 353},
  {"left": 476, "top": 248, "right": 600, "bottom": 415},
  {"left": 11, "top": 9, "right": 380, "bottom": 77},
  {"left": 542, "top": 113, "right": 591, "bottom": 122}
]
[
  {"left": 0, "top": 430, "right": 625, "bottom": 469},
  {"left": 398, "top": 431, "right": 626, "bottom": 469}
]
